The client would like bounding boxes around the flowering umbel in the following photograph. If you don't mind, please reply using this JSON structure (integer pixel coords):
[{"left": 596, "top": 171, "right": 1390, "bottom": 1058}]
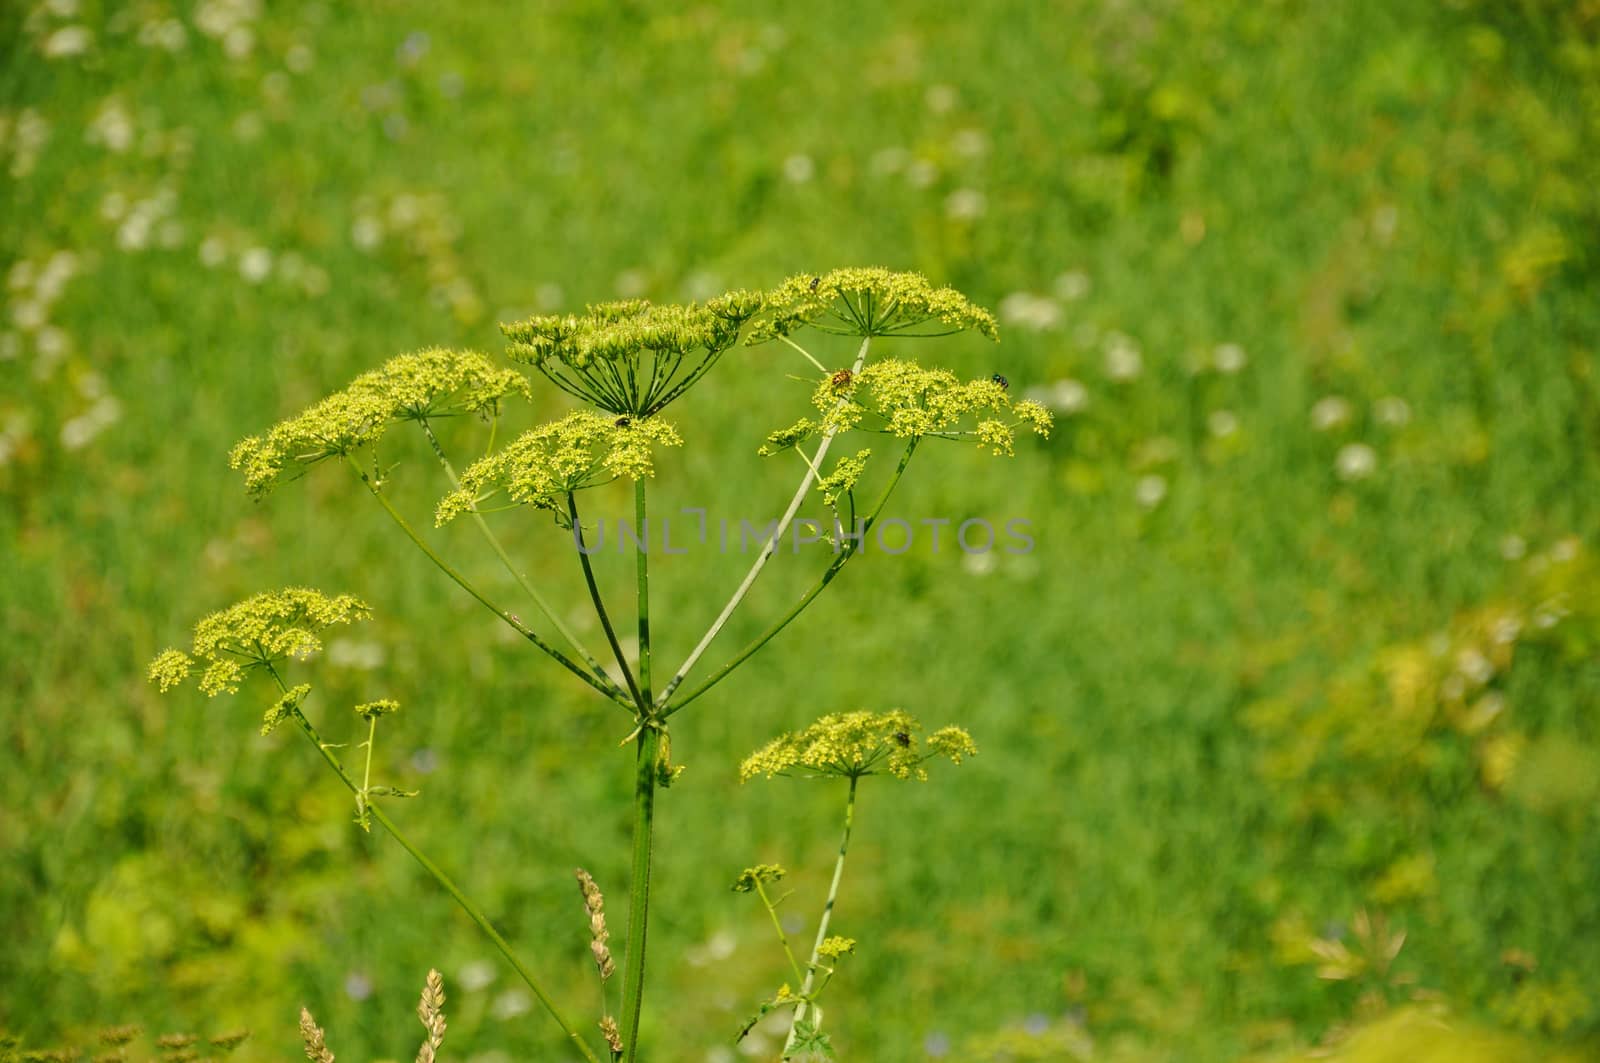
[
  {"left": 502, "top": 290, "right": 764, "bottom": 416},
  {"left": 740, "top": 710, "right": 977, "bottom": 782},
  {"left": 146, "top": 588, "right": 371, "bottom": 696},
  {"left": 229, "top": 348, "right": 531, "bottom": 496},
  {"left": 435, "top": 411, "right": 682, "bottom": 525},
  {"left": 749, "top": 268, "right": 999, "bottom": 342},
  {"left": 766, "top": 359, "right": 1053, "bottom": 459}
]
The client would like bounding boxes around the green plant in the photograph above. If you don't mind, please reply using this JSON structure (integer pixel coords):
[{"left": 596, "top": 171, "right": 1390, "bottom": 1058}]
[{"left": 147, "top": 268, "right": 1049, "bottom": 1060}]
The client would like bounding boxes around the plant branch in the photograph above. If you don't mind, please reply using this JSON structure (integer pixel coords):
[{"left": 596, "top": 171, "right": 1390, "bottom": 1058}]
[
  {"left": 344, "top": 455, "right": 631, "bottom": 707},
  {"left": 568, "top": 491, "right": 646, "bottom": 712},
  {"left": 664, "top": 438, "right": 917, "bottom": 717},
  {"left": 418, "top": 417, "right": 615, "bottom": 683},
  {"left": 264, "top": 670, "right": 601, "bottom": 1063},
  {"left": 755, "top": 880, "right": 806, "bottom": 986},
  {"left": 655, "top": 335, "right": 873, "bottom": 709}
]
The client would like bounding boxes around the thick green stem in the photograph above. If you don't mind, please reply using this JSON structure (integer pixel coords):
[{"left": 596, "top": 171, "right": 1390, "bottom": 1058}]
[
  {"left": 344, "top": 455, "right": 630, "bottom": 707},
  {"left": 419, "top": 418, "right": 614, "bottom": 682},
  {"left": 264, "top": 670, "right": 601, "bottom": 1063},
  {"left": 785, "top": 776, "right": 859, "bottom": 1057},
  {"left": 618, "top": 478, "right": 659, "bottom": 1062},
  {"left": 664, "top": 438, "right": 918, "bottom": 717},
  {"left": 569, "top": 491, "right": 646, "bottom": 711},
  {"left": 618, "top": 726, "right": 659, "bottom": 1062}
]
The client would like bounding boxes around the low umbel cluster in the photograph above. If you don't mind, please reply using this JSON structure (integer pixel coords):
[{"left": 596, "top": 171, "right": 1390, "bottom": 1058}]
[
  {"left": 435, "top": 410, "right": 682, "bottom": 525},
  {"left": 147, "top": 588, "right": 371, "bottom": 696},
  {"left": 739, "top": 710, "right": 978, "bottom": 782},
  {"left": 762, "top": 358, "right": 1053, "bottom": 459},
  {"left": 229, "top": 348, "right": 531, "bottom": 496}
]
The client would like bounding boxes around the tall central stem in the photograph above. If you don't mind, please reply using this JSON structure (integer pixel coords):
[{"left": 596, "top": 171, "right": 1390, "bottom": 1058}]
[{"left": 619, "top": 479, "right": 658, "bottom": 1061}]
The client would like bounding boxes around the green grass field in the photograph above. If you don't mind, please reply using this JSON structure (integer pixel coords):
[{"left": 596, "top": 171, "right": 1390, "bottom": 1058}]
[{"left": 4, "top": 1, "right": 1600, "bottom": 1060}]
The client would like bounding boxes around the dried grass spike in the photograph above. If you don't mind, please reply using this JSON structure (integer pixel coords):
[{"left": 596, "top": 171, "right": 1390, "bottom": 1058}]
[
  {"left": 298, "top": 1007, "right": 335, "bottom": 1063},
  {"left": 600, "top": 1015, "right": 624, "bottom": 1056},
  {"left": 415, "top": 968, "right": 447, "bottom": 1063},
  {"left": 575, "top": 868, "right": 615, "bottom": 981}
]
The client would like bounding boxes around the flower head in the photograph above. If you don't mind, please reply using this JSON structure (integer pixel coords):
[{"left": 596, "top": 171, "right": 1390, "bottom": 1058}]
[
  {"left": 262, "top": 683, "right": 311, "bottom": 735},
  {"left": 749, "top": 268, "right": 998, "bottom": 342},
  {"left": 817, "top": 936, "right": 857, "bottom": 960},
  {"left": 435, "top": 411, "right": 682, "bottom": 525},
  {"left": 732, "top": 864, "right": 787, "bottom": 893},
  {"left": 229, "top": 348, "right": 531, "bottom": 496},
  {"left": 740, "top": 710, "right": 977, "bottom": 782},
  {"left": 148, "top": 588, "right": 371, "bottom": 696},
  {"left": 502, "top": 290, "right": 764, "bottom": 416},
  {"left": 354, "top": 698, "right": 401, "bottom": 721},
  {"left": 770, "top": 359, "right": 1052, "bottom": 456}
]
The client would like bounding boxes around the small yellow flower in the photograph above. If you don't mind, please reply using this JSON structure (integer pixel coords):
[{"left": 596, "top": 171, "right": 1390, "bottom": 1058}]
[
  {"left": 732, "top": 864, "right": 787, "bottom": 893},
  {"left": 817, "top": 936, "right": 856, "bottom": 960}
]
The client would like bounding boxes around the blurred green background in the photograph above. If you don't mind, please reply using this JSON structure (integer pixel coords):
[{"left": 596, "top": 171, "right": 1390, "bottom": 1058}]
[{"left": 4, "top": 1, "right": 1600, "bottom": 1060}]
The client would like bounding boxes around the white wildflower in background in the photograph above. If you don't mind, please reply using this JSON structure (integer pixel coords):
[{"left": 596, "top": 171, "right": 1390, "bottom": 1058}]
[
  {"left": 60, "top": 396, "right": 121, "bottom": 450},
  {"left": 238, "top": 247, "right": 272, "bottom": 283},
  {"left": 137, "top": 18, "right": 188, "bottom": 52},
  {"left": 1104, "top": 332, "right": 1143, "bottom": 381},
  {"left": 951, "top": 128, "right": 988, "bottom": 158},
  {"left": 1373, "top": 395, "right": 1411, "bottom": 427},
  {"left": 534, "top": 282, "right": 564, "bottom": 310},
  {"left": 1025, "top": 378, "right": 1089, "bottom": 415},
  {"left": 1311, "top": 395, "right": 1352, "bottom": 431},
  {"left": 963, "top": 551, "right": 997, "bottom": 576},
  {"left": 945, "top": 188, "right": 986, "bottom": 220},
  {"left": 11, "top": 301, "right": 46, "bottom": 332},
  {"left": 1135, "top": 474, "right": 1168, "bottom": 509},
  {"left": 997, "top": 291, "right": 1062, "bottom": 331},
  {"left": 682, "top": 270, "right": 723, "bottom": 301},
  {"left": 614, "top": 268, "right": 648, "bottom": 298},
  {"left": 869, "top": 146, "right": 908, "bottom": 176},
  {"left": 9, "top": 109, "right": 51, "bottom": 178},
  {"left": 1335, "top": 442, "right": 1376, "bottom": 481},
  {"left": 490, "top": 988, "right": 533, "bottom": 1021},
  {"left": 1213, "top": 342, "right": 1247, "bottom": 373},
  {"left": 906, "top": 158, "right": 939, "bottom": 188},
  {"left": 1054, "top": 270, "right": 1091, "bottom": 301},
  {"left": 326, "top": 637, "right": 386, "bottom": 670},
  {"left": 0, "top": 332, "right": 20, "bottom": 361},
  {"left": 350, "top": 215, "right": 383, "bottom": 251},
  {"left": 86, "top": 98, "right": 135, "bottom": 153},
  {"left": 1208, "top": 410, "right": 1239, "bottom": 437},
  {"left": 1372, "top": 204, "right": 1399, "bottom": 243},
  {"left": 1499, "top": 534, "right": 1527, "bottom": 561},
  {"left": 198, "top": 235, "right": 227, "bottom": 267},
  {"left": 42, "top": 25, "right": 93, "bottom": 58},
  {"left": 782, "top": 153, "right": 815, "bottom": 183},
  {"left": 925, "top": 83, "right": 958, "bottom": 113},
  {"left": 286, "top": 43, "right": 314, "bottom": 73},
  {"left": 457, "top": 960, "right": 496, "bottom": 993}
]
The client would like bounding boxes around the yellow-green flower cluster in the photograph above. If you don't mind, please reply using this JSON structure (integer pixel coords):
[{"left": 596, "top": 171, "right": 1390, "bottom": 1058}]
[
  {"left": 262, "top": 683, "right": 311, "bottom": 735},
  {"left": 436, "top": 411, "right": 682, "bottom": 525},
  {"left": 817, "top": 936, "right": 857, "bottom": 960},
  {"left": 147, "top": 588, "right": 372, "bottom": 696},
  {"left": 816, "top": 449, "right": 870, "bottom": 506},
  {"left": 768, "top": 359, "right": 1053, "bottom": 456},
  {"left": 732, "top": 864, "right": 787, "bottom": 893},
  {"left": 749, "top": 268, "right": 999, "bottom": 342},
  {"left": 229, "top": 349, "right": 531, "bottom": 496},
  {"left": 502, "top": 290, "right": 764, "bottom": 415},
  {"left": 739, "top": 710, "right": 977, "bottom": 782},
  {"left": 355, "top": 698, "right": 400, "bottom": 721}
]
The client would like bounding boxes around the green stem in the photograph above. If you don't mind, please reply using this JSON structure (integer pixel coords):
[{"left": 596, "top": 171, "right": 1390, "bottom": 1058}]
[
  {"left": 344, "top": 455, "right": 631, "bottom": 707},
  {"left": 418, "top": 418, "right": 614, "bottom": 683},
  {"left": 664, "top": 438, "right": 918, "bottom": 717},
  {"left": 265, "top": 670, "right": 601, "bottom": 1063},
  {"left": 618, "top": 479, "right": 659, "bottom": 1062},
  {"left": 568, "top": 491, "right": 647, "bottom": 711},
  {"left": 755, "top": 880, "right": 806, "bottom": 986},
  {"left": 358, "top": 714, "right": 376, "bottom": 828},
  {"left": 785, "top": 776, "right": 859, "bottom": 1057}
]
